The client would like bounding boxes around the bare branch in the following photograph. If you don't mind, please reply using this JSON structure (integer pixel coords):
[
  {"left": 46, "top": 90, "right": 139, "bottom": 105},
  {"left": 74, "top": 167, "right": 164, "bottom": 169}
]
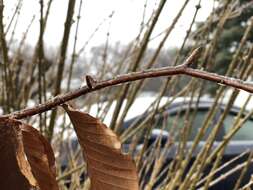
[{"left": 1, "top": 47, "right": 253, "bottom": 120}]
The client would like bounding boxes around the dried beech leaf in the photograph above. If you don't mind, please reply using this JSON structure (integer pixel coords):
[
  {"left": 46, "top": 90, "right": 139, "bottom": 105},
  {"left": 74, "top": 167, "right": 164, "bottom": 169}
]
[
  {"left": 64, "top": 105, "right": 139, "bottom": 190},
  {"left": 0, "top": 119, "right": 33, "bottom": 190},
  {"left": 0, "top": 118, "right": 59, "bottom": 190},
  {"left": 21, "top": 123, "right": 59, "bottom": 190}
]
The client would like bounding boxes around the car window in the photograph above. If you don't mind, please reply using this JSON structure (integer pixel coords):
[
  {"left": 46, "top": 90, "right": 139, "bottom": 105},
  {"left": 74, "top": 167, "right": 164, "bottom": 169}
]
[
  {"left": 224, "top": 114, "right": 253, "bottom": 141},
  {"left": 157, "top": 109, "right": 221, "bottom": 141}
]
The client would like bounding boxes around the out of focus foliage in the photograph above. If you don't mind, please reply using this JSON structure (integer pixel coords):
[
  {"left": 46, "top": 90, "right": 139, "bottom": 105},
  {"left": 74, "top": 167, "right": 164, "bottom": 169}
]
[{"left": 192, "top": 0, "right": 253, "bottom": 94}]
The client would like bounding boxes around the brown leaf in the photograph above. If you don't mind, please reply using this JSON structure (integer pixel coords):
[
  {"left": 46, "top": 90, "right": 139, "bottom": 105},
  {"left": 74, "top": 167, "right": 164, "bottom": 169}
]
[
  {"left": 64, "top": 104, "right": 139, "bottom": 190},
  {"left": 21, "top": 123, "right": 59, "bottom": 190},
  {"left": 0, "top": 118, "right": 34, "bottom": 190},
  {"left": 0, "top": 118, "right": 59, "bottom": 190}
]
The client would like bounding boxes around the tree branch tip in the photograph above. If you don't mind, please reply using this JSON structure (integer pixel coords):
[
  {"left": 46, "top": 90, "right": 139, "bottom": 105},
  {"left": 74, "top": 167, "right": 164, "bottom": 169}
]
[
  {"left": 184, "top": 46, "right": 204, "bottom": 67},
  {"left": 195, "top": 4, "right": 201, "bottom": 10},
  {"left": 86, "top": 75, "right": 97, "bottom": 89}
]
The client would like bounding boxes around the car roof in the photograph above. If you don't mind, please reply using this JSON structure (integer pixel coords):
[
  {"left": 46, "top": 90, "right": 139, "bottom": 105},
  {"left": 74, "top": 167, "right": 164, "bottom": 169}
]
[
  {"left": 122, "top": 97, "right": 248, "bottom": 129},
  {"left": 161, "top": 99, "right": 242, "bottom": 116}
]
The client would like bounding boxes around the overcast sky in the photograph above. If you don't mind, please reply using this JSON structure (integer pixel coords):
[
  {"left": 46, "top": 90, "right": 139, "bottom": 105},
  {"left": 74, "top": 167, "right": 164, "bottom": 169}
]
[{"left": 5, "top": 0, "right": 214, "bottom": 53}]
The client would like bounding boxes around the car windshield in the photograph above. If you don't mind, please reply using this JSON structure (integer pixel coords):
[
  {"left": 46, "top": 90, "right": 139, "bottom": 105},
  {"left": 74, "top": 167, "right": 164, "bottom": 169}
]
[
  {"left": 156, "top": 109, "right": 218, "bottom": 141},
  {"left": 223, "top": 114, "right": 253, "bottom": 141}
]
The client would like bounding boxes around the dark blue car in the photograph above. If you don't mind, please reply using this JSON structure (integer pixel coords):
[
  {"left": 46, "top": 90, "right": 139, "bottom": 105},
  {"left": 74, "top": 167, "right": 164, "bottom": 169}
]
[{"left": 122, "top": 98, "right": 253, "bottom": 189}]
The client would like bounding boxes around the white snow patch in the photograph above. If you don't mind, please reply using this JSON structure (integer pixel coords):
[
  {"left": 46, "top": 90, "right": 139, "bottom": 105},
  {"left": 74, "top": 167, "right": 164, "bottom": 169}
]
[
  {"left": 89, "top": 95, "right": 170, "bottom": 126},
  {"left": 226, "top": 89, "right": 253, "bottom": 111},
  {"left": 27, "top": 99, "right": 36, "bottom": 107},
  {"left": 152, "top": 129, "right": 169, "bottom": 136}
]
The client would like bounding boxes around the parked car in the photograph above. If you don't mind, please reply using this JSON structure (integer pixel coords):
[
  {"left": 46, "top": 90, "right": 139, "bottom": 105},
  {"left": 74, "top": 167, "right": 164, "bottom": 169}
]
[
  {"left": 123, "top": 98, "right": 253, "bottom": 189},
  {"left": 60, "top": 97, "right": 253, "bottom": 189}
]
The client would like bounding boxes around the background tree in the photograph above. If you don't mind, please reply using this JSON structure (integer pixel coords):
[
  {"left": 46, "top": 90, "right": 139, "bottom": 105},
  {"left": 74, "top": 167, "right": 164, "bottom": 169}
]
[
  {"left": 193, "top": 0, "right": 253, "bottom": 94},
  {"left": 213, "top": 0, "right": 252, "bottom": 73}
]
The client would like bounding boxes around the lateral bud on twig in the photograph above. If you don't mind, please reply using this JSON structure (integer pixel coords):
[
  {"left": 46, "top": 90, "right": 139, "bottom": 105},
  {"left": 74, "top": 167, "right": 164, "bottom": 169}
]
[
  {"left": 86, "top": 75, "right": 97, "bottom": 89},
  {"left": 183, "top": 46, "right": 203, "bottom": 67}
]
